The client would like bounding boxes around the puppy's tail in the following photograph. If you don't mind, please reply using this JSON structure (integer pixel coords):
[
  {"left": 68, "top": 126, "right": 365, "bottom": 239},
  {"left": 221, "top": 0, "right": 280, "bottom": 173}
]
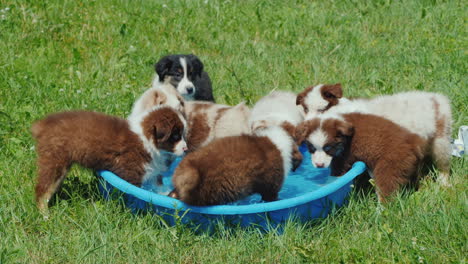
[
  {"left": 31, "top": 120, "right": 45, "bottom": 139},
  {"left": 172, "top": 163, "right": 200, "bottom": 203}
]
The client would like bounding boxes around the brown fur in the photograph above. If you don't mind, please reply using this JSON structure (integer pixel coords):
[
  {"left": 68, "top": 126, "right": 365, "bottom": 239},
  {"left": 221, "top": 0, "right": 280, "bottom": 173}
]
[
  {"left": 169, "top": 135, "right": 288, "bottom": 206},
  {"left": 184, "top": 101, "right": 250, "bottom": 151},
  {"left": 280, "top": 121, "right": 303, "bottom": 170},
  {"left": 32, "top": 108, "right": 185, "bottom": 212},
  {"left": 296, "top": 83, "right": 343, "bottom": 113},
  {"left": 186, "top": 113, "right": 211, "bottom": 150},
  {"left": 297, "top": 113, "right": 426, "bottom": 201}
]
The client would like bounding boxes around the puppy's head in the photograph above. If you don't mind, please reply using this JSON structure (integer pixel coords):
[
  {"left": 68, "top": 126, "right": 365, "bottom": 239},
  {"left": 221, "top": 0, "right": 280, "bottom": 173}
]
[
  {"left": 133, "top": 88, "right": 185, "bottom": 117},
  {"left": 295, "top": 116, "right": 353, "bottom": 168},
  {"left": 142, "top": 106, "right": 188, "bottom": 156},
  {"left": 296, "top": 83, "right": 343, "bottom": 118},
  {"left": 155, "top": 54, "right": 204, "bottom": 99}
]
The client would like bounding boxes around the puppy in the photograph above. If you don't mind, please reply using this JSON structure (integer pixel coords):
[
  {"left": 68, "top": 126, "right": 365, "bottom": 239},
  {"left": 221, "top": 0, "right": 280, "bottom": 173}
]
[
  {"left": 32, "top": 106, "right": 187, "bottom": 212},
  {"left": 250, "top": 91, "right": 304, "bottom": 129},
  {"left": 297, "top": 84, "right": 452, "bottom": 186},
  {"left": 128, "top": 85, "right": 185, "bottom": 121},
  {"left": 152, "top": 54, "right": 214, "bottom": 102},
  {"left": 296, "top": 112, "right": 427, "bottom": 201},
  {"left": 184, "top": 101, "right": 251, "bottom": 151},
  {"left": 249, "top": 91, "right": 305, "bottom": 169},
  {"left": 296, "top": 83, "right": 345, "bottom": 118},
  {"left": 169, "top": 125, "right": 298, "bottom": 206}
]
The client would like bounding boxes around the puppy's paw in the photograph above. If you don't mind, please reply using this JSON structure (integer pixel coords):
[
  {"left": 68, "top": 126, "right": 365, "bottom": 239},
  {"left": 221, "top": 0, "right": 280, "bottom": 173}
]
[{"left": 168, "top": 189, "right": 179, "bottom": 199}]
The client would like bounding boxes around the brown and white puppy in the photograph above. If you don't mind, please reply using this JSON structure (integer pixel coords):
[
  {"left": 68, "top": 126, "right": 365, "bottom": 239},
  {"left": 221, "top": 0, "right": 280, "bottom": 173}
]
[
  {"left": 296, "top": 83, "right": 344, "bottom": 118},
  {"left": 296, "top": 112, "right": 426, "bottom": 202},
  {"left": 249, "top": 91, "right": 305, "bottom": 169},
  {"left": 184, "top": 101, "right": 251, "bottom": 151},
  {"left": 169, "top": 125, "right": 297, "bottom": 206},
  {"left": 32, "top": 106, "right": 187, "bottom": 212},
  {"left": 297, "top": 84, "right": 452, "bottom": 186},
  {"left": 250, "top": 91, "right": 304, "bottom": 130},
  {"left": 128, "top": 85, "right": 185, "bottom": 121}
]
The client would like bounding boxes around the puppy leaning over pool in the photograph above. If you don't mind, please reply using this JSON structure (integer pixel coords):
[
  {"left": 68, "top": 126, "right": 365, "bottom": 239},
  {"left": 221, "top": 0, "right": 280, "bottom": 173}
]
[
  {"left": 169, "top": 125, "right": 297, "bottom": 206},
  {"left": 296, "top": 112, "right": 428, "bottom": 202},
  {"left": 31, "top": 106, "right": 187, "bottom": 213}
]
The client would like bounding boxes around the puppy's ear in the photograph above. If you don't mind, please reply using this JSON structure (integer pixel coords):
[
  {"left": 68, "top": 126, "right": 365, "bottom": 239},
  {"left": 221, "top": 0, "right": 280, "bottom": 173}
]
[
  {"left": 251, "top": 120, "right": 268, "bottom": 132},
  {"left": 291, "top": 145, "right": 303, "bottom": 172},
  {"left": 322, "top": 83, "right": 343, "bottom": 99},
  {"left": 296, "top": 86, "right": 314, "bottom": 112},
  {"left": 280, "top": 121, "right": 296, "bottom": 138},
  {"left": 153, "top": 122, "right": 172, "bottom": 143},
  {"left": 155, "top": 56, "right": 173, "bottom": 81},
  {"left": 336, "top": 120, "right": 354, "bottom": 137},
  {"left": 188, "top": 54, "right": 204, "bottom": 78},
  {"left": 296, "top": 93, "right": 304, "bottom": 106},
  {"left": 153, "top": 90, "right": 167, "bottom": 106},
  {"left": 294, "top": 121, "right": 309, "bottom": 145}
]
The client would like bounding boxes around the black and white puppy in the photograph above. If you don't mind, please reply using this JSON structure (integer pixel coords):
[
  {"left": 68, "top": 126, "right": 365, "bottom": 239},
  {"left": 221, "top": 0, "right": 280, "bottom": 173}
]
[{"left": 152, "top": 54, "right": 215, "bottom": 102}]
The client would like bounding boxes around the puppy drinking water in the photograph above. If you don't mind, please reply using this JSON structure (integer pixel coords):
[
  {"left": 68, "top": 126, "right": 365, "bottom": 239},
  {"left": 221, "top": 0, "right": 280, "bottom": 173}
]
[
  {"left": 32, "top": 106, "right": 187, "bottom": 212},
  {"left": 169, "top": 125, "right": 297, "bottom": 206}
]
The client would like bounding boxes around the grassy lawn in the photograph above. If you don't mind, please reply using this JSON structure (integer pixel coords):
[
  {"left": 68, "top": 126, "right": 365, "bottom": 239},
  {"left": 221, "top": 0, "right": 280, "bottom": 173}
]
[{"left": 0, "top": 0, "right": 466, "bottom": 263}]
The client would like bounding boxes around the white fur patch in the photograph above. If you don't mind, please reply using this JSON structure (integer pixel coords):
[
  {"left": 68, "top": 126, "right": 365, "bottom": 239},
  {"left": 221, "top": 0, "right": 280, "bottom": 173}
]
[
  {"left": 308, "top": 127, "right": 333, "bottom": 168},
  {"left": 177, "top": 57, "right": 195, "bottom": 100},
  {"left": 303, "top": 84, "right": 329, "bottom": 114},
  {"left": 128, "top": 86, "right": 183, "bottom": 121},
  {"left": 249, "top": 91, "right": 304, "bottom": 131},
  {"left": 256, "top": 126, "right": 293, "bottom": 178},
  {"left": 326, "top": 91, "right": 451, "bottom": 140},
  {"left": 174, "top": 138, "right": 188, "bottom": 156}
]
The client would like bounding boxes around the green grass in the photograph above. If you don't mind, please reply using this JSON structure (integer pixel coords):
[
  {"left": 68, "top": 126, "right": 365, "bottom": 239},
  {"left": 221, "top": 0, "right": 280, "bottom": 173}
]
[{"left": 0, "top": 0, "right": 467, "bottom": 263}]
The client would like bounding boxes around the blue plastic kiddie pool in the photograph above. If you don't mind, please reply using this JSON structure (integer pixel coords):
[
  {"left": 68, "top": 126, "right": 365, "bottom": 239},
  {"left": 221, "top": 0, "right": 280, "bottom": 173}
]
[{"left": 98, "top": 144, "right": 366, "bottom": 232}]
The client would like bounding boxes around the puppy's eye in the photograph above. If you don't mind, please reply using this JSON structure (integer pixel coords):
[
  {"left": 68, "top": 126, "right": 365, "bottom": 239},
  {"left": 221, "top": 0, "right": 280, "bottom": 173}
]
[
  {"left": 323, "top": 145, "right": 332, "bottom": 152},
  {"left": 171, "top": 132, "right": 181, "bottom": 141},
  {"left": 306, "top": 141, "right": 316, "bottom": 153},
  {"left": 324, "top": 92, "right": 335, "bottom": 99},
  {"left": 324, "top": 143, "right": 344, "bottom": 156},
  {"left": 303, "top": 105, "right": 309, "bottom": 113},
  {"left": 177, "top": 68, "right": 183, "bottom": 73}
]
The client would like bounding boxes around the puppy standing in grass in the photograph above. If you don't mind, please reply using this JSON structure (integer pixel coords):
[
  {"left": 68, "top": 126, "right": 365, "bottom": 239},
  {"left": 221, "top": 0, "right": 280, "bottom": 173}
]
[
  {"left": 296, "top": 84, "right": 453, "bottom": 186},
  {"left": 296, "top": 112, "right": 428, "bottom": 201},
  {"left": 32, "top": 106, "right": 187, "bottom": 212}
]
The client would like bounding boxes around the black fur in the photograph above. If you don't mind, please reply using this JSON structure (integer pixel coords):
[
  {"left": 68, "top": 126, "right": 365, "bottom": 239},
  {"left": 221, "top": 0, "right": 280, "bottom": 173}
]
[{"left": 154, "top": 54, "right": 215, "bottom": 102}]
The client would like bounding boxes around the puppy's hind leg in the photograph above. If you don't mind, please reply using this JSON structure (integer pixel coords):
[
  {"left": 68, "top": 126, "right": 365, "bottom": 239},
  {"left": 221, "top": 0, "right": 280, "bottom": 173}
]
[
  {"left": 432, "top": 136, "right": 451, "bottom": 187},
  {"left": 35, "top": 155, "right": 71, "bottom": 214},
  {"left": 372, "top": 164, "right": 413, "bottom": 203}
]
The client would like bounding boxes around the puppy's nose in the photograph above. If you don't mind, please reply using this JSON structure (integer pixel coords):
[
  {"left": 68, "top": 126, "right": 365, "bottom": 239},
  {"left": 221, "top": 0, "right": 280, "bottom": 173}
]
[
  {"left": 186, "top": 87, "right": 194, "bottom": 94},
  {"left": 315, "top": 162, "right": 325, "bottom": 168},
  {"left": 182, "top": 146, "right": 188, "bottom": 152}
]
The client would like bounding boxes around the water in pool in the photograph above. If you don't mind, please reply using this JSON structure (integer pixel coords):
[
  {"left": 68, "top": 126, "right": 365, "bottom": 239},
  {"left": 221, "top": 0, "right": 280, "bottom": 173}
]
[{"left": 142, "top": 144, "right": 337, "bottom": 205}]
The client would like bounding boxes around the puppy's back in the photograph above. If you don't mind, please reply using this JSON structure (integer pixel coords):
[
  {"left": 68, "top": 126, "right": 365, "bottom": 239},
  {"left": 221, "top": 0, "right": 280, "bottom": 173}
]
[
  {"left": 32, "top": 111, "right": 140, "bottom": 164},
  {"left": 172, "top": 135, "right": 284, "bottom": 205},
  {"left": 342, "top": 113, "right": 425, "bottom": 172}
]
